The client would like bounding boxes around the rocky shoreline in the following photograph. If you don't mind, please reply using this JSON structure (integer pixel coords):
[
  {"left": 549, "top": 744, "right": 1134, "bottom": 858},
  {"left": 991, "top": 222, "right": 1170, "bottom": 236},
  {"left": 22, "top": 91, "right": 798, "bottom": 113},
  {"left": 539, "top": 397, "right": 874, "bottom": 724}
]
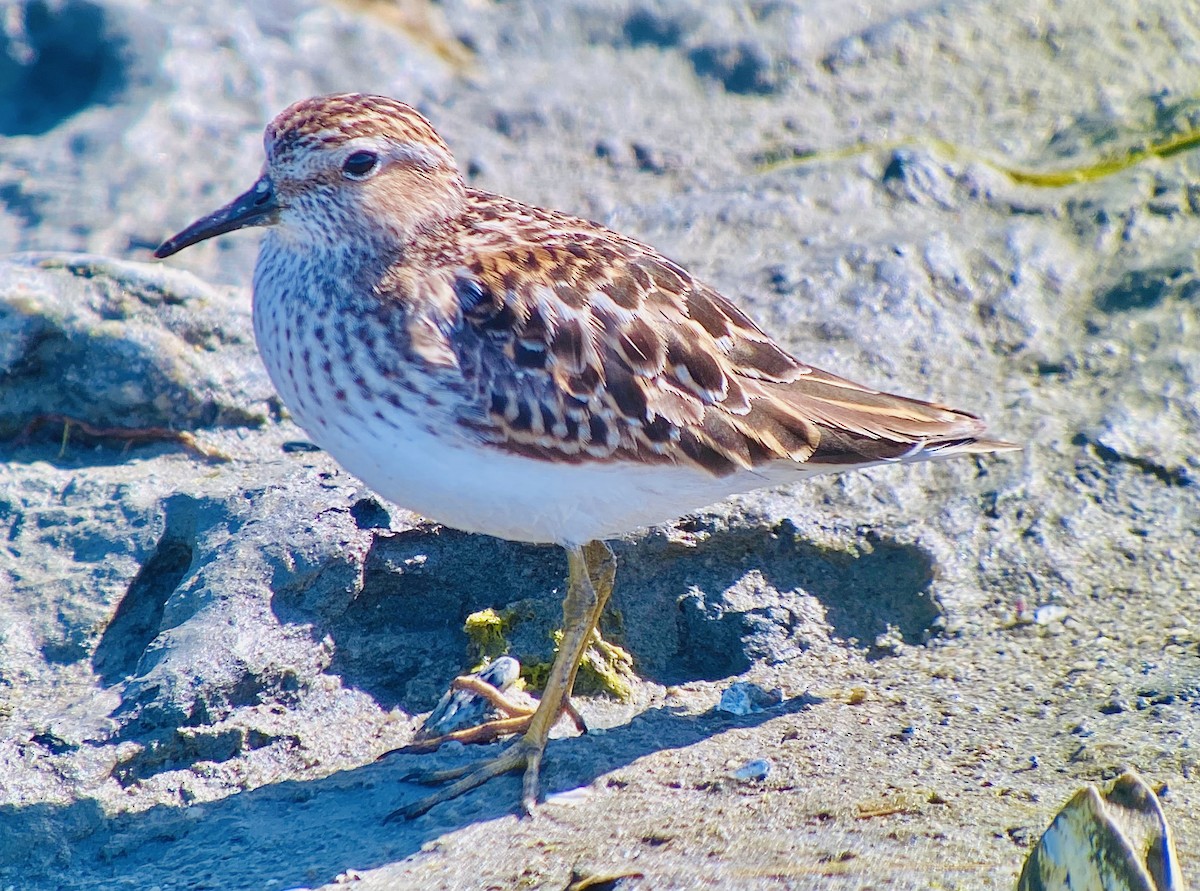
[{"left": 1, "top": 2, "right": 1197, "bottom": 888}]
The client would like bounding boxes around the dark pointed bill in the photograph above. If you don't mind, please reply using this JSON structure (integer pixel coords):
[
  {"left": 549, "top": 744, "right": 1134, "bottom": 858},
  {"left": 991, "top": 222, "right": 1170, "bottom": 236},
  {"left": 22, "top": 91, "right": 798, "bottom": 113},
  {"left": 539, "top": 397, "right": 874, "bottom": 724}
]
[{"left": 154, "top": 176, "right": 279, "bottom": 259}]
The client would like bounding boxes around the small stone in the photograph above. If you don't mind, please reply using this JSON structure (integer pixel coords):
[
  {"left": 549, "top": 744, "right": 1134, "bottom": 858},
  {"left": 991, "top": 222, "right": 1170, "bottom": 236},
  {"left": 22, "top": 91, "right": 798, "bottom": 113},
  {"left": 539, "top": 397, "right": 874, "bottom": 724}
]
[
  {"left": 281, "top": 440, "right": 321, "bottom": 453},
  {"left": 688, "top": 40, "right": 780, "bottom": 95},
  {"left": 1099, "top": 695, "right": 1127, "bottom": 715},
  {"left": 716, "top": 682, "right": 781, "bottom": 716},
  {"left": 630, "top": 142, "right": 666, "bottom": 174},
  {"left": 718, "top": 683, "right": 757, "bottom": 716},
  {"left": 732, "top": 759, "right": 772, "bottom": 782},
  {"left": 1034, "top": 604, "right": 1069, "bottom": 625}
]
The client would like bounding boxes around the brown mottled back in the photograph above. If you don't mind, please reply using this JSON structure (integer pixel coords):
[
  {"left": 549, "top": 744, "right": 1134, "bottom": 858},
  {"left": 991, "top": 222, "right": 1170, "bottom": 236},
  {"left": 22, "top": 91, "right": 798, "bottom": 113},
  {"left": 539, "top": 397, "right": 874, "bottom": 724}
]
[{"left": 398, "top": 190, "right": 1009, "bottom": 477}]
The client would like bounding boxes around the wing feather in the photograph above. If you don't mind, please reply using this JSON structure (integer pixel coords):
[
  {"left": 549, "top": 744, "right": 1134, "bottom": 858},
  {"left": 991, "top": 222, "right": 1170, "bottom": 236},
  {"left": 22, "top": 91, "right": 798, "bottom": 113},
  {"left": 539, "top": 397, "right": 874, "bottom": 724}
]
[{"left": 422, "top": 191, "right": 1014, "bottom": 475}]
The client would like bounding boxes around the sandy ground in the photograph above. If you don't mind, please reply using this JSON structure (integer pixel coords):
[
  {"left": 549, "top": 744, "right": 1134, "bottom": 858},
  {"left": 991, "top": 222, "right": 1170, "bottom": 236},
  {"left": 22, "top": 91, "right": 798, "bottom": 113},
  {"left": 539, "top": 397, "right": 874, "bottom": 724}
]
[{"left": 1, "top": 1, "right": 1198, "bottom": 888}]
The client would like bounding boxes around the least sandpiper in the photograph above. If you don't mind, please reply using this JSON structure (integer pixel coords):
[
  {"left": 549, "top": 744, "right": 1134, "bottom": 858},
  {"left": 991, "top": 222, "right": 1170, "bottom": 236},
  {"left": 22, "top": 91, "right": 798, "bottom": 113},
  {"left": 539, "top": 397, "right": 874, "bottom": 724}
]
[{"left": 156, "top": 93, "right": 1015, "bottom": 818}]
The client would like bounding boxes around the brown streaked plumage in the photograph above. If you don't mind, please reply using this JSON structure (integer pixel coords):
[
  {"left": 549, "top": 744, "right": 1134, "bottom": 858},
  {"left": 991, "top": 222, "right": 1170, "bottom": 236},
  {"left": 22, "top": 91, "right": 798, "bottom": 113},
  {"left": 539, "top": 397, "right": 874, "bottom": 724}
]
[
  {"left": 427, "top": 192, "right": 1004, "bottom": 474},
  {"left": 156, "top": 93, "right": 1016, "bottom": 820}
]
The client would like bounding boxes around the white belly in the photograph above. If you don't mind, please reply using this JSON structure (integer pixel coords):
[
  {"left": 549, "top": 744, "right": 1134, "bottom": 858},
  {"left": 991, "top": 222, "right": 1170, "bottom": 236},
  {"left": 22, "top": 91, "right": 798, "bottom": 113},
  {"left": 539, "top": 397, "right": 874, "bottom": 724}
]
[{"left": 301, "top": 414, "right": 814, "bottom": 545}]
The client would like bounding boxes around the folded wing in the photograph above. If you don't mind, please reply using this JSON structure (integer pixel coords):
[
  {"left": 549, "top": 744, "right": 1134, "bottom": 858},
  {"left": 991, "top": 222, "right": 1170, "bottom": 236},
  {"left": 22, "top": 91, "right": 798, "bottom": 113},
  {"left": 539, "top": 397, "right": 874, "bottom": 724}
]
[{"left": 439, "top": 194, "right": 1015, "bottom": 476}]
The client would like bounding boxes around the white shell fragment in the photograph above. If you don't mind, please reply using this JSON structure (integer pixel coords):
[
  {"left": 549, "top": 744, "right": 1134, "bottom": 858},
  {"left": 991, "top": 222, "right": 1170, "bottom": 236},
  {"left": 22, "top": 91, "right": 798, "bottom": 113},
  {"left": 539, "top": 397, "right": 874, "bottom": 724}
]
[
  {"left": 718, "top": 682, "right": 759, "bottom": 716},
  {"left": 1017, "top": 769, "right": 1184, "bottom": 891},
  {"left": 1033, "top": 604, "right": 1069, "bottom": 626},
  {"left": 415, "top": 656, "right": 524, "bottom": 739},
  {"left": 732, "top": 759, "right": 772, "bottom": 782},
  {"left": 716, "top": 681, "right": 782, "bottom": 716}
]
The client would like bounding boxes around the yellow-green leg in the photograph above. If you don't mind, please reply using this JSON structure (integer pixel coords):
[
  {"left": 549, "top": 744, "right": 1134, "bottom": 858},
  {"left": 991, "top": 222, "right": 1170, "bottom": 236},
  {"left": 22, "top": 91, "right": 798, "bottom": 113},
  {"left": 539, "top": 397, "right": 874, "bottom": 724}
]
[
  {"left": 394, "top": 675, "right": 587, "bottom": 753},
  {"left": 389, "top": 539, "right": 616, "bottom": 820}
]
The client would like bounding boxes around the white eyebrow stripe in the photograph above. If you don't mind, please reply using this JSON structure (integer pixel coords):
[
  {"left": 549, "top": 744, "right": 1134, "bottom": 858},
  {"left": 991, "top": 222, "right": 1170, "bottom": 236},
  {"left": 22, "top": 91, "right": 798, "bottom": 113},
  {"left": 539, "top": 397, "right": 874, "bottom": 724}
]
[
  {"left": 391, "top": 141, "right": 448, "bottom": 168},
  {"left": 341, "top": 135, "right": 450, "bottom": 170}
]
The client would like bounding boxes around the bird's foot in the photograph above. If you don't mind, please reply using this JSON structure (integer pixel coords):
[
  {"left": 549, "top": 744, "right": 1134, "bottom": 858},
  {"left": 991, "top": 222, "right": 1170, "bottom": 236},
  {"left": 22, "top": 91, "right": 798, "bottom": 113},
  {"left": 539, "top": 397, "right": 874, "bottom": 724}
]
[
  {"left": 387, "top": 732, "right": 547, "bottom": 821},
  {"left": 386, "top": 540, "right": 616, "bottom": 821},
  {"left": 442, "top": 673, "right": 587, "bottom": 734},
  {"left": 390, "top": 711, "right": 535, "bottom": 755},
  {"left": 388, "top": 666, "right": 587, "bottom": 758},
  {"left": 408, "top": 655, "right": 531, "bottom": 743}
]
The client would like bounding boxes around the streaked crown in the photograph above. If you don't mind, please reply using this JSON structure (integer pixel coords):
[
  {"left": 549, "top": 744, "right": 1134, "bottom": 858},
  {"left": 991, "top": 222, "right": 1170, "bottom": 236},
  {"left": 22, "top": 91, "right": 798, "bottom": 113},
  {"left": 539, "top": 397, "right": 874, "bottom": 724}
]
[{"left": 265, "top": 93, "right": 453, "bottom": 166}]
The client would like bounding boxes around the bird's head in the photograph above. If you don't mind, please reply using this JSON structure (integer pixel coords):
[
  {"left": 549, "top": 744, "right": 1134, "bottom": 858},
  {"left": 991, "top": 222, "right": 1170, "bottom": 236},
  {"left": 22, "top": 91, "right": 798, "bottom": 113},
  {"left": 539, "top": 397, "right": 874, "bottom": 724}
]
[{"left": 155, "top": 93, "right": 465, "bottom": 259}]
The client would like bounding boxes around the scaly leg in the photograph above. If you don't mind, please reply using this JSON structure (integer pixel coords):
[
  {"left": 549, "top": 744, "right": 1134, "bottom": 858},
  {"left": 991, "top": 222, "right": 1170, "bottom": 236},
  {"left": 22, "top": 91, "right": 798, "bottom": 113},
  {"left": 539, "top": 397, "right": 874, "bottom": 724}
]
[{"left": 388, "top": 540, "right": 616, "bottom": 820}]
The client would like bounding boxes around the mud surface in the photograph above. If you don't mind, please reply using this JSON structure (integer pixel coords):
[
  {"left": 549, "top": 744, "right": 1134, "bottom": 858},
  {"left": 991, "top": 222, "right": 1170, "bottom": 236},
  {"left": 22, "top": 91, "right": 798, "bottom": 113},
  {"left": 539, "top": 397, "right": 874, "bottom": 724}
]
[{"left": 1, "top": 1, "right": 1198, "bottom": 888}]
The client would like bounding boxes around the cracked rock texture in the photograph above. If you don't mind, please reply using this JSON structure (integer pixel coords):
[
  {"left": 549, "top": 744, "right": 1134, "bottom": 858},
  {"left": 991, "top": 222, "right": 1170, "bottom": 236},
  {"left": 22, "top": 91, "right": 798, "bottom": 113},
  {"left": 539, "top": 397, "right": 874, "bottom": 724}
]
[{"left": 1, "top": 1, "right": 1198, "bottom": 889}]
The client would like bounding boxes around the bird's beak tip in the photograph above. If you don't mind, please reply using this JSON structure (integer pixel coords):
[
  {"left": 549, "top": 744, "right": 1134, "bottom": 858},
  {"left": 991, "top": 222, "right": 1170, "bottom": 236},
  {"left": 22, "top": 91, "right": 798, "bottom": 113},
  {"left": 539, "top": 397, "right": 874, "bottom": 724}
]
[{"left": 154, "top": 176, "right": 278, "bottom": 260}]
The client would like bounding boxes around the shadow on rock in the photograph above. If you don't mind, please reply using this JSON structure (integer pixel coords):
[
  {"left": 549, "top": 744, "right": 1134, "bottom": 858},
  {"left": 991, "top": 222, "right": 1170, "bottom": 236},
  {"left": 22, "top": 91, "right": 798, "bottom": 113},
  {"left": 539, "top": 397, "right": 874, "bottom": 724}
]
[
  {"left": 276, "top": 519, "right": 939, "bottom": 714},
  {"left": 613, "top": 521, "right": 939, "bottom": 682},
  {"left": 92, "top": 531, "right": 194, "bottom": 687},
  {"left": 88, "top": 501, "right": 938, "bottom": 791},
  {"left": 271, "top": 526, "right": 564, "bottom": 713}
]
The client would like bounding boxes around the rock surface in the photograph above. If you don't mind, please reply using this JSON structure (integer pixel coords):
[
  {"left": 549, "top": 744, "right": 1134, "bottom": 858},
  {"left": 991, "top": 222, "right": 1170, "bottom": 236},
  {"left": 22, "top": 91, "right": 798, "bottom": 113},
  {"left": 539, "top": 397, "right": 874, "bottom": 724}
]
[{"left": 1, "top": 0, "right": 1198, "bottom": 889}]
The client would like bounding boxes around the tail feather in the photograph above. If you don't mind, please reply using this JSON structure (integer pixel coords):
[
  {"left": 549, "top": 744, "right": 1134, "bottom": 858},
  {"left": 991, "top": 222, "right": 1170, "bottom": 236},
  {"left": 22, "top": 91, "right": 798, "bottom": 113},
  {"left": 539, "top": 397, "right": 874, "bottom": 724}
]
[
  {"left": 751, "top": 373, "right": 1016, "bottom": 468},
  {"left": 914, "top": 436, "right": 1021, "bottom": 459}
]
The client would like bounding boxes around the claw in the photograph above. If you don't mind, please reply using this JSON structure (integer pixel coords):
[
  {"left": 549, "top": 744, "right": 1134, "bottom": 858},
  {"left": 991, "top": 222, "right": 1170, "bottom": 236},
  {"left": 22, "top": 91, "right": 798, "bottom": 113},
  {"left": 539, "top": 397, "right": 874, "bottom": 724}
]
[
  {"left": 387, "top": 737, "right": 539, "bottom": 822},
  {"left": 387, "top": 713, "right": 535, "bottom": 756}
]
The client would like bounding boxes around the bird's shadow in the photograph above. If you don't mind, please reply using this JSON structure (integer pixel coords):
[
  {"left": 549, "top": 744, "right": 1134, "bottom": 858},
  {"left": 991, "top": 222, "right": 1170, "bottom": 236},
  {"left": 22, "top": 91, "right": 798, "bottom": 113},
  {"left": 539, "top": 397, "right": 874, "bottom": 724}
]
[{"left": 7, "top": 696, "right": 814, "bottom": 891}]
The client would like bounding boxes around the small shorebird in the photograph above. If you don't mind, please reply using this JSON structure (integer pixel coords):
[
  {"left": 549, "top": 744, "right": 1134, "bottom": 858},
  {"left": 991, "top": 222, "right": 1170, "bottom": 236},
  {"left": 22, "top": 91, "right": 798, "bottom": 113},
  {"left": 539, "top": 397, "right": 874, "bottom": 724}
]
[{"left": 156, "top": 93, "right": 1015, "bottom": 818}]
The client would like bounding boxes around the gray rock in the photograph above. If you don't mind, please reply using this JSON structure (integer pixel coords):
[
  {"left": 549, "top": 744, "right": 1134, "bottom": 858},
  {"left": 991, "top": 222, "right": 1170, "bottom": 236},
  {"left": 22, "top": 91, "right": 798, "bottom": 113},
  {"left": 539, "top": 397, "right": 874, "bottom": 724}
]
[{"left": 0, "top": 254, "right": 273, "bottom": 438}]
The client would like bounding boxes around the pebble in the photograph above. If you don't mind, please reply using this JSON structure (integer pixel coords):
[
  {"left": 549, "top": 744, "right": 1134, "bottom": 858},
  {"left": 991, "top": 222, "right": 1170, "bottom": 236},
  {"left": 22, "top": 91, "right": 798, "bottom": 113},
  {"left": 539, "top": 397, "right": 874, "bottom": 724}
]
[
  {"left": 1034, "top": 604, "right": 1069, "bottom": 625},
  {"left": 732, "top": 759, "right": 772, "bottom": 782},
  {"left": 718, "top": 683, "right": 759, "bottom": 716},
  {"left": 716, "top": 681, "right": 781, "bottom": 716}
]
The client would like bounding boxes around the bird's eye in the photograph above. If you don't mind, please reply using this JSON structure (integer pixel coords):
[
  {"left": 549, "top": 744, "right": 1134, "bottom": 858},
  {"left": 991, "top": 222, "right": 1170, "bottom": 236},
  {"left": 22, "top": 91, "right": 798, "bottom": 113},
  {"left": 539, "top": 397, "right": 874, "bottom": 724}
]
[{"left": 342, "top": 150, "right": 380, "bottom": 180}]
